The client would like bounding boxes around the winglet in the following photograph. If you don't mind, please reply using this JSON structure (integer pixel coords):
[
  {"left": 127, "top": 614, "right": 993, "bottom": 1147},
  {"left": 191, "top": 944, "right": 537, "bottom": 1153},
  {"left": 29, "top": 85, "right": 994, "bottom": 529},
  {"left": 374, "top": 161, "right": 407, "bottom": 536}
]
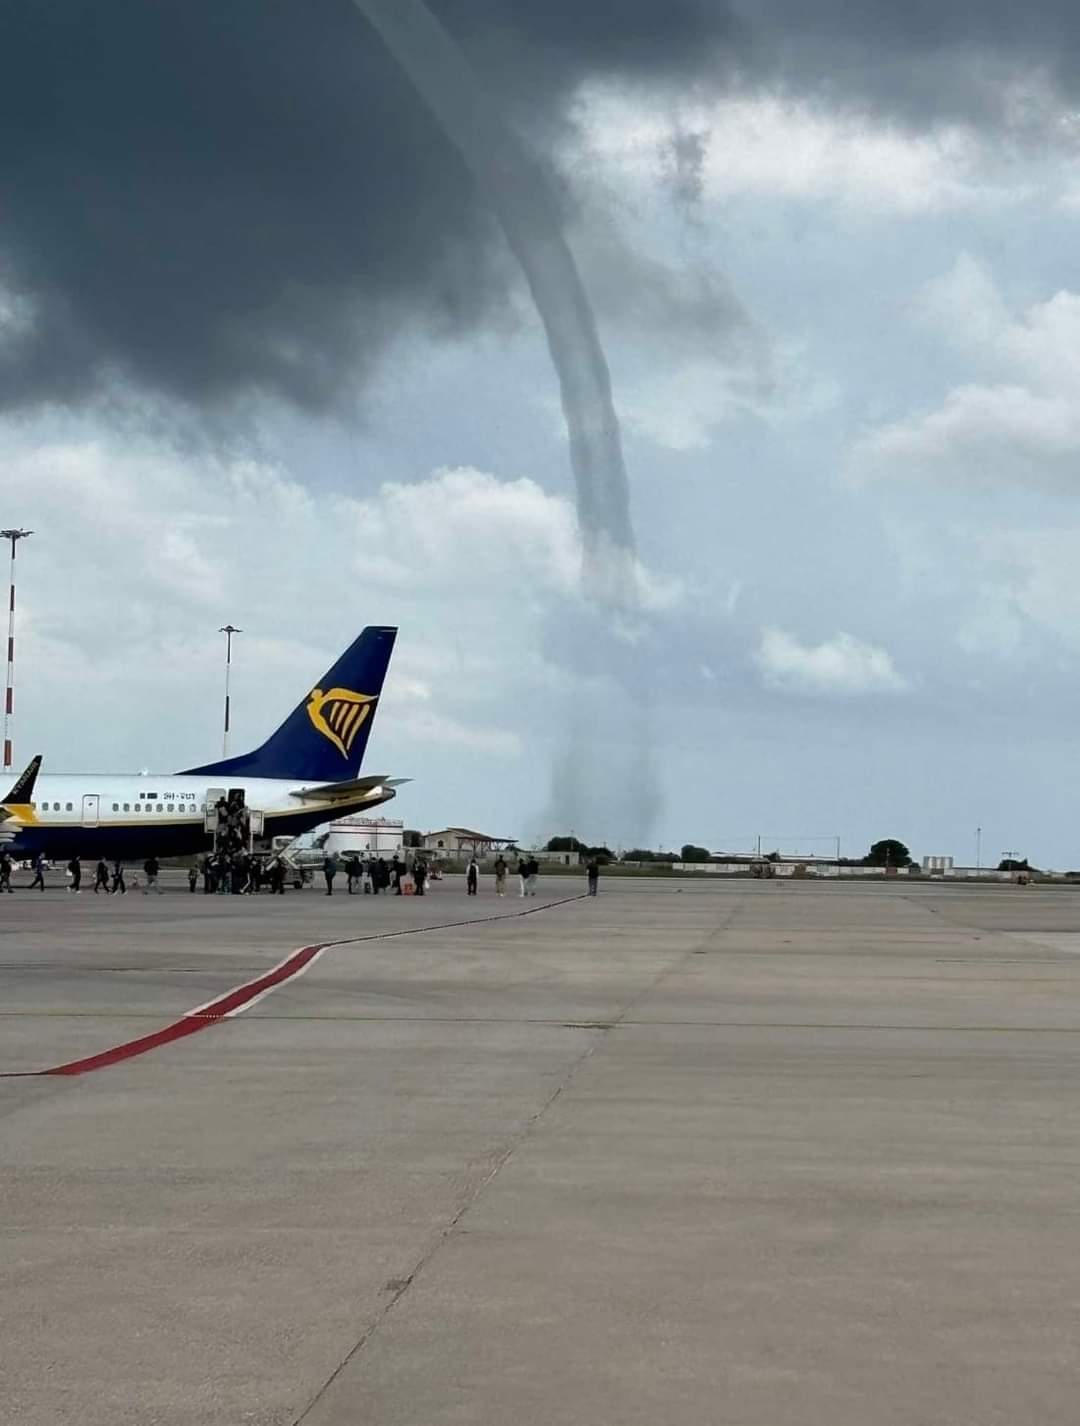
[{"left": 0, "top": 753, "right": 42, "bottom": 825}]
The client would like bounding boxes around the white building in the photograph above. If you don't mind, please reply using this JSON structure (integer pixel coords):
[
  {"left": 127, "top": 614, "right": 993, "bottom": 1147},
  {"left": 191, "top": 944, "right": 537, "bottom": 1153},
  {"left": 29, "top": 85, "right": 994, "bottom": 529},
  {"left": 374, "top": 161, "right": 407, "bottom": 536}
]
[
  {"left": 291, "top": 816, "right": 404, "bottom": 859},
  {"left": 422, "top": 827, "right": 516, "bottom": 860}
]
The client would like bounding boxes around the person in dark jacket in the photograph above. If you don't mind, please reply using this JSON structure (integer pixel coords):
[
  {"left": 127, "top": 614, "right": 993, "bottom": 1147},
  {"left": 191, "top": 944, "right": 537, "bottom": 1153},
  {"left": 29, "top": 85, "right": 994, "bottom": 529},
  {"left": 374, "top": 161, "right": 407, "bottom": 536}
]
[
  {"left": 586, "top": 858, "right": 600, "bottom": 896},
  {"left": 30, "top": 852, "right": 46, "bottom": 891},
  {"left": 412, "top": 857, "right": 427, "bottom": 896},
  {"left": 345, "top": 855, "right": 362, "bottom": 894},
  {"left": 0, "top": 849, "right": 13, "bottom": 893},
  {"left": 466, "top": 856, "right": 479, "bottom": 895},
  {"left": 110, "top": 860, "right": 126, "bottom": 894},
  {"left": 187, "top": 865, "right": 198, "bottom": 893},
  {"left": 268, "top": 856, "right": 286, "bottom": 895},
  {"left": 323, "top": 853, "right": 337, "bottom": 895},
  {"left": 143, "top": 855, "right": 162, "bottom": 894},
  {"left": 93, "top": 858, "right": 110, "bottom": 893}
]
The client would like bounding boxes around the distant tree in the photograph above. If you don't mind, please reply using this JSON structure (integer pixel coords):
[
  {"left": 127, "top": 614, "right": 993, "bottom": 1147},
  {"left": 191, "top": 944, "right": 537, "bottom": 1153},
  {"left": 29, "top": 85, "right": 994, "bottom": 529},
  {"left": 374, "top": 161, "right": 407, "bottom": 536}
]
[
  {"left": 584, "top": 845, "right": 614, "bottom": 865},
  {"left": 547, "top": 836, "right": 584, "bottom": 853},
  {"left": 681, "top": 844, "right": 711, "bottom": 863},
  {"left": 765, "top": 850, "right": 782, "bottom": 863},
  {"left": 998, "top": 857, "right": 1030, "bottom": 872},
  {"left": 403, "top": 829, "right": 422, "bottom": 849},
  {"left": 865, "top": 839, "right": 911, "bottom": 867},
  {"left": 623, "top": 848, "right": 657, "bottom": 862}
]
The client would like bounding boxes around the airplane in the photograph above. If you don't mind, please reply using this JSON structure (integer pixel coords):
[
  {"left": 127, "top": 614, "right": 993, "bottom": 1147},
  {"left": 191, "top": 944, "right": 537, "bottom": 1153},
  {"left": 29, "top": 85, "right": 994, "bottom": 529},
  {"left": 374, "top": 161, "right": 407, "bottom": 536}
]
[{"left": 0, "top": 626, "right": 406, "bottom": 862}]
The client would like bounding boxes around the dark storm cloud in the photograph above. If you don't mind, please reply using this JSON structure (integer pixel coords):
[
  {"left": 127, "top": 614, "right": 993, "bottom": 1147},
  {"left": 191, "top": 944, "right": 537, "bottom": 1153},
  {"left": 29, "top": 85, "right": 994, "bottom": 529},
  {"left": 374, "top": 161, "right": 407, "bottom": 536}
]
[
  {"left": 748, "top": 0, "right": 1080, "bottom": 128},
  {"left": 1, "top": 0, "right": 1076, "bottom": 415},
  {"left": 0, "top": 0, "right": 729, "bottom": 413}
]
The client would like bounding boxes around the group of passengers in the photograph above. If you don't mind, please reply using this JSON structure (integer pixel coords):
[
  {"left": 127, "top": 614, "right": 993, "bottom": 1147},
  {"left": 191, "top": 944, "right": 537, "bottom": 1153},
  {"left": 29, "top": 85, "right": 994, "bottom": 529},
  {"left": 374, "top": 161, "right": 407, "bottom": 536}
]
[
  {"left": 323, "top": 852, "right": 430, "bottom": 897},
  {"left": 197, "top": 850, "right": 286, "bottom": 895},
  {"left": 1, "top": 846, "right": 599, "bottom": 898}
]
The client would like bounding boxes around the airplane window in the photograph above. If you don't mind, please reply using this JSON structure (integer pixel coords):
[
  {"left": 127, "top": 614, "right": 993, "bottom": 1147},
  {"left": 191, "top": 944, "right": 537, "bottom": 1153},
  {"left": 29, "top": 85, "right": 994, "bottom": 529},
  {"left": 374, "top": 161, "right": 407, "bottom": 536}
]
[
  {"left": 167, "top": 804, "right": 174, "bottom": 813},
  {"left": 124, "top": 803, "right": 130, "bottom": 812},
  {"left": 134, "top": 805, "right": 140, "bottom": 814},
  {"left": 112, "top": 803, "right": 119, "bottom": 811},
  {"left": 156, "top": 805, "right": 164, "bottom": 814},
  {"left": 66, "top": 802, "right": 73, "bottom": 811}
]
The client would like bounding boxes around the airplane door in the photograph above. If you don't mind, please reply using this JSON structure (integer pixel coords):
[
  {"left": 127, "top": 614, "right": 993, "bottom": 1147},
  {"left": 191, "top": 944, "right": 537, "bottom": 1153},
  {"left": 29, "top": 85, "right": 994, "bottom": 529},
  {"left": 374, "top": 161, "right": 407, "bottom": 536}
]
[{"left": 81, "top": 794, "right": 100, "bottom": 828}]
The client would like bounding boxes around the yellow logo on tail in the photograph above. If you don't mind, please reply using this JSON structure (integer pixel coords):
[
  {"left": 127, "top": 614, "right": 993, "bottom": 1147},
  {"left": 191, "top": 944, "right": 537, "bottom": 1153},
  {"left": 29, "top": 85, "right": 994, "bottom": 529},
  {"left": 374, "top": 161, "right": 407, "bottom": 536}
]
[{"left": 306, "top": 687, "right": 376, "bottom": 760}]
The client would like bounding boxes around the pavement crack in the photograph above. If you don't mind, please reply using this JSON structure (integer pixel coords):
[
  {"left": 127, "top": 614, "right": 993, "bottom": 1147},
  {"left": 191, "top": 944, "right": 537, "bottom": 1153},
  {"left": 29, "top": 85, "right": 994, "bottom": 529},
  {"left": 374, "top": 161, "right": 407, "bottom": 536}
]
[
  {"left": 292, "top": 899, "right": 745, "bottom": 1424},
  {"left": 291, "top": 1019, "right": 609, "bottom": 1424}
]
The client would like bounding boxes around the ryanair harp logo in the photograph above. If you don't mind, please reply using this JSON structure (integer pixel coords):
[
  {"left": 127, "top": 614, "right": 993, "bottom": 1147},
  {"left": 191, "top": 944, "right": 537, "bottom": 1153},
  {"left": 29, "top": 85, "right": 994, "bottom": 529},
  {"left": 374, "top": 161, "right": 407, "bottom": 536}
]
[{"left": 306, "top": 687, "right": 376, "bottom": 759}]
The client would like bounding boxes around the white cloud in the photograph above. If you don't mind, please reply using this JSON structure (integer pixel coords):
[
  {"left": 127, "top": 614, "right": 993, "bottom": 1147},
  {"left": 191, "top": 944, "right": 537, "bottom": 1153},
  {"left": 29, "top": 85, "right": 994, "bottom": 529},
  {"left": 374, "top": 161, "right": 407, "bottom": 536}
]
[
  {"left": 575, "top": 87, "right": 1027, "bottom": 215},
  {"left": 345, "top": 466, "right": 582, "bottom": 598},
  {"left": 619, "top": 346, "right": 839, "bottom": 452},
  {"left": 962, "top": 527, "right": 1080, "bottom": 650},
  {"left": 0, "top": 424, "right": 683, "bottom": 845},
  {"left": 756, "top": 628, "right": 908, "bottom": 696},
  {"left": 850, "top": 257, "right": 1080, "bottom": 491}
]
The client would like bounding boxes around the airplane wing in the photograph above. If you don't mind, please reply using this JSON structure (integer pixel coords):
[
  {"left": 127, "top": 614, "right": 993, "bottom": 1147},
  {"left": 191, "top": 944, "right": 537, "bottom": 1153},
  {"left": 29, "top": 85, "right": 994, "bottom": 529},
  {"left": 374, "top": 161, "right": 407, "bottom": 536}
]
[
  {"left": 288, "top": 774, "right": 411, "bottom": 804},
  {"left": 0, "top": 753, "right": 42, "bottom": 824}
]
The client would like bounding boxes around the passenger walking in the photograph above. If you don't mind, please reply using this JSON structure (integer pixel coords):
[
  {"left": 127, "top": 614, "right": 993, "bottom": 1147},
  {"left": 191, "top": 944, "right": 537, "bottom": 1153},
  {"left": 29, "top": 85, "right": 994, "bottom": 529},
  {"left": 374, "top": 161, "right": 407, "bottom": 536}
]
[
  {"left": 493, "top": 854, "right": 507, "bottom": 896},
  {"left": 30, "top": 852, "right": 46, "bottom": 891},
  {"left": 67, "top": 855, "right": 82, "bottom": 893},
  {"left": 466, "top": 855, "right": 479, "bottom": 895},
  {"left": 143, "top": 855, "right": 162, "bottom": 894},
  {"left": 346, "top": 855, "right": 361, "bottom": 894},
  {"left": 413, "top": 857, "right": 427, "bottom": 896},
  {"left": 201, "top": 855, "right": 213, "bottom": 894},
  {"left": 93, "top": 857, "right": 110, "bottom": 893},
  {"left": 110, "top": 860, "right": 126, "bottom": 894},
  {"left": 526, "top": 855, "right": 539, "bottom": 897},
  {"left": 391, "top": 855, "right": 404, "bottom": 895},
  {"left": 323, "top": 853, "right": 337, "bottom": 896},
  {"left": 0, "top": 849, "right": 13, "bottom": 893},
  {"left": 187, "top": 865, "right": 198, "bottom": 893},
  {"left": 268, "top": 856, "right": 286, "bottom": 895},
  {"left": 586, "top": 857, "right": 600, "bottom": 896}
]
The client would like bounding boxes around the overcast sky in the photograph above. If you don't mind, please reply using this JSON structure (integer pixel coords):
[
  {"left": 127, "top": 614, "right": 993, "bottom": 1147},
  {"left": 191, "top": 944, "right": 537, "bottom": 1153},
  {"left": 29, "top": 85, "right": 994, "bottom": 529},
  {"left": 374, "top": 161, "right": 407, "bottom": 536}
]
[{"left": 5, "top": 1, "right": 1080, "bottom": 864}]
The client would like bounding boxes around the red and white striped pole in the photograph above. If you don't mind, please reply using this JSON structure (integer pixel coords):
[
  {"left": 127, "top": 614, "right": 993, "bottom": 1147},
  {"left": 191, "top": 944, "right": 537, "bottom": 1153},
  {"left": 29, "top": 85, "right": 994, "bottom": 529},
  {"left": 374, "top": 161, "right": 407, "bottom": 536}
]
[
  {"left": 219, "top": 624, "right": 241, "bottom": 759},
  {"left": 1, "top": 528, "right": 32, "bottom": 772}
]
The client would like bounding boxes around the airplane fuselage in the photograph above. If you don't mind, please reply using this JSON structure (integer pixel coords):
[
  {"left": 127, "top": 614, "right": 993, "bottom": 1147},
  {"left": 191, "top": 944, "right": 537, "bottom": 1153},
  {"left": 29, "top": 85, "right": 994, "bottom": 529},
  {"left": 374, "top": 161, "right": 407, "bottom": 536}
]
[{"left": 3, "top": 772, "right": 395, "bottom": 860}]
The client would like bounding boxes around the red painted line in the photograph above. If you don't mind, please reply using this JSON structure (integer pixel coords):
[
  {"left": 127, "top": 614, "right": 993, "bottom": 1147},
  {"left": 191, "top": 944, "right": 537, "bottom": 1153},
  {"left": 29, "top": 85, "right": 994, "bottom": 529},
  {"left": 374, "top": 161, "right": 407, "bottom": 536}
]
[
  {"left": 186, "top": 941, "right": 327, "bottom": 1020},
  {"left": 18, "top": 894, "right": 586, "bottom": 1078},
  {"left": 42, "top": 1015, "right": 210, "bottom": 1076},
  {"left": 41, "top": 941, "right": 329, "bottom": 1076}
]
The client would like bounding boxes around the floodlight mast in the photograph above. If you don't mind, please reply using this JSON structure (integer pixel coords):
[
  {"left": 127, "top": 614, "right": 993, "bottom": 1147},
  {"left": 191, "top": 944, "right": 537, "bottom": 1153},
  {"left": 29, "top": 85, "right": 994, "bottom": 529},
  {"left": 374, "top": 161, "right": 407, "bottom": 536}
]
[{"left": 1, "top": 528, "right": 32, "bottom": 771}]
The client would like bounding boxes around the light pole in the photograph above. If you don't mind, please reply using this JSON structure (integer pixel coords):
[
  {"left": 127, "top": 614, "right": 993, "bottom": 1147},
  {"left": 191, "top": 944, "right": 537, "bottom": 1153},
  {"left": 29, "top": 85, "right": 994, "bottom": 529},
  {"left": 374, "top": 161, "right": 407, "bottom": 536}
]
[
  {"left": 976, "top": 826, "right": 982, "bottom": 871},
  {"left": 1, "top": 528, "right": 32, "bottom": 772},
  {"left": 219, "top": 625, "right": 242, "bottom": 759}
]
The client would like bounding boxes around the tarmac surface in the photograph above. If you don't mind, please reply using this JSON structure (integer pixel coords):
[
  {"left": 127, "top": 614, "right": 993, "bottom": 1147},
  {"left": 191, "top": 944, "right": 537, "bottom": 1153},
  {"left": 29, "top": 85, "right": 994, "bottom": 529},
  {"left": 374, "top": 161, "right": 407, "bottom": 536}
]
[{"left": 3, "top": 874, "right": 1080, "bottom": 1424}]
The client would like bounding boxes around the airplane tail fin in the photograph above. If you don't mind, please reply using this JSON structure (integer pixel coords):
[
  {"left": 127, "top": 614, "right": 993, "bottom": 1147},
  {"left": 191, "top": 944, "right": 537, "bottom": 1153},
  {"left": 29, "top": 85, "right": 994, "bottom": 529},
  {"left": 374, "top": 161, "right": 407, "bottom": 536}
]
[
  {"left": 1, "top": 753, "right": 42, "bottom": 824},
  {"left": 181, "top": 627, "right": 397, "bottom": 784}
]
